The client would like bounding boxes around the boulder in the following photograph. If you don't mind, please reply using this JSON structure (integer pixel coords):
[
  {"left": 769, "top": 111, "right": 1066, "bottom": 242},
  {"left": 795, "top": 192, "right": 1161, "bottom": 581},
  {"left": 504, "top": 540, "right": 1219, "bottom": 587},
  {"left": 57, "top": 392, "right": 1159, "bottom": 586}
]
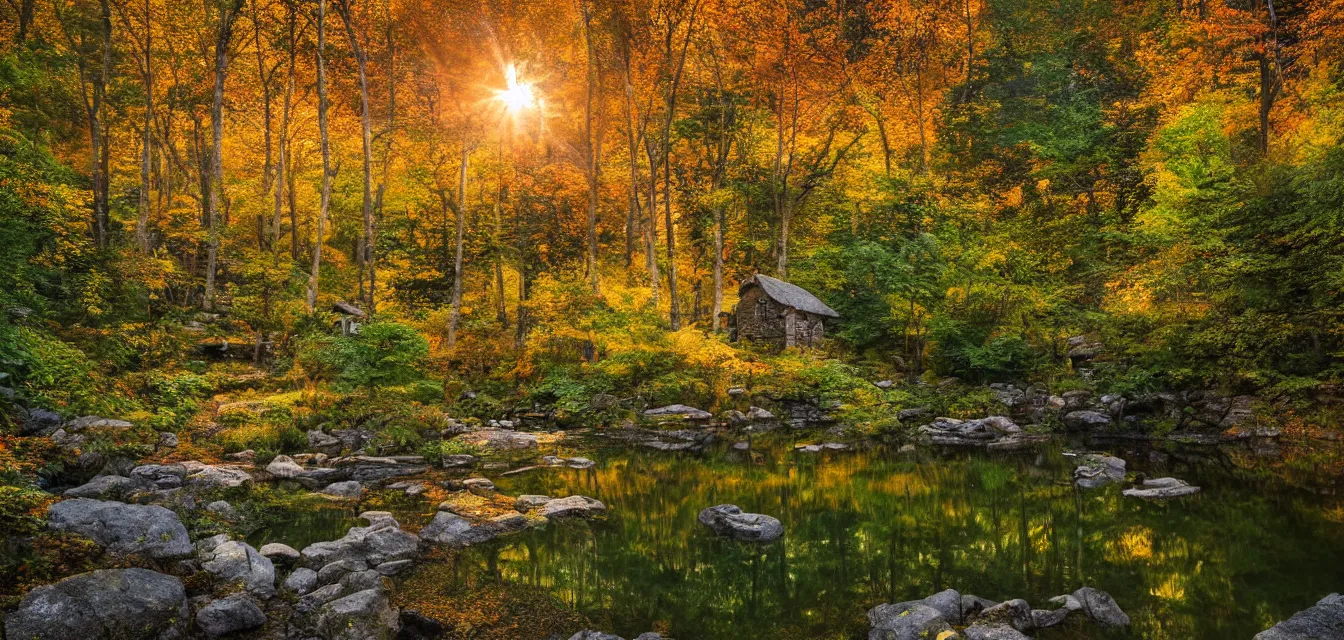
[
  {"left": 457, "top": 428, "right": 538, "bottom": 451},
  {"left": 569, "top": 632, "right": 624, "bottom": 640},
  {"left": 284, "top": 567, "right": 319, "bottom": 595},
  {"left": 317, "top": 558, "right": 368, "bottom": 586},
  {"left": 697, "top": 504, "right": 784, "bottom": 543},
  {"left": 2, "top": 568, "right": 188, "bottom": 640},
  {"left": 206, "top": 500, "right": 237, "bottom": 519},
  {"left": 315, "top": 588, "right": 400, "bottom": 640},
  {"left": 1056, "top": 587, "right": 1130, "bottom": 627},
  {"left": 157, "top": 432, "right": 179, "bottom": 448},
  {"left": 874, "top": 380, "right": 895, "bottom": 390},
  {"left": 196, "top": 594, "right": 266, "bottom": 638},
  {"left": 309, "top": 429, "right": 344, "bottom": 455},
  {"left": 722, "top": 410, "right": 748, "bottom": 425},
  {"left": 419, "top": 511, "right": 498, "bottom": 547},
  {"left": 463, "top": 477, "right": 495, "bottom": 495},
  {"left": 320, "top": 480, "right": 364, "bottom": 498},
  {"left": 643, "top": 404, "right": 713, "bottom": 420},
  {"left": 515, "top": 495, "right": 553, "bottom": 513},
  {"left": 130, "top": 463, "right": 188, "bottom": 489},
  {"left": 300, "top": 512, "right": 419, "bottom": 569},
  {"left": 1073, "top": 455, "right": 1126, "bottom": 489},
  {"left": 266, "top": 454, "right": 304, "bottom": 479},
  {"left": 975, "top": 599, "right": 1033, "bottom": 632},
  {"left": 539, "top": 495, "right": 606, "bottom": 519},
  {"left": 201, "top": 540, "right": 276, "bottom": 598},
  {"left": 565, "top": 456, "right": 596, "bottom": 469},
  {"left": 442, "top": 454, "right": 476, "bottom": 468},
  {"left": 186, "top": 464, "right": 254, "bottom": 489},
  {"left": 48, "top": 499, "right": 192, "bottom": 559},
  {"left": 747, "top": 406, "right": 775, "bottom": 421},
  {"left": 260, "top": 542, "right": 301, "bottom": 564},
  {"left": 64, "top": 474, "right": 150, "bottom": 499},
  {"left": 1064, "top": 410, "right": 1112, "bottom": 430},
  {"left": 1256, "top": 593, "right": 1344, "bottom": 640},
  {"left": 20, "top": 407, "right": 63, "bottom": 435},
  {"left": 1123, "top": 477, "right": 1200, "bottom": 499},
  {"left": 964, "top": 624, "right": 1030, "bottom": 640},
  {"left": 897, "top": 407, "right": 932, "bottom": 422},
  {"left": 867, "top": 602, "right": 956, "bottom": 640},
  {"left": 1031, "top": 607, "right": 1071, "bottom": 629},
  {"left": 336, "top": 456, "right": 429, "bottom": 484}
]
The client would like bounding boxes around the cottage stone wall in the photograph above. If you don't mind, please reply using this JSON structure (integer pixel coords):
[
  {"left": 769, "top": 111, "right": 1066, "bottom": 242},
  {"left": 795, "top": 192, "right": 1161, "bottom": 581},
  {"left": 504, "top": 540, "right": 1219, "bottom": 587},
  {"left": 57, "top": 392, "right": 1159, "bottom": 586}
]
[{"left": 736, "top": 285, "right": 827, "bottom": 348}]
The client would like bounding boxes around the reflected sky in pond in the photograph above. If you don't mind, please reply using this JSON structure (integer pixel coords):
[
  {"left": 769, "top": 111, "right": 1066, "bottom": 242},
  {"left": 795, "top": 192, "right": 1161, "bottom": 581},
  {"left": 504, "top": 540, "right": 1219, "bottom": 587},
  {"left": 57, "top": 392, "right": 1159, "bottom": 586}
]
[{"left": 427, "top": 436, "right": 1344, "bottom": 640}]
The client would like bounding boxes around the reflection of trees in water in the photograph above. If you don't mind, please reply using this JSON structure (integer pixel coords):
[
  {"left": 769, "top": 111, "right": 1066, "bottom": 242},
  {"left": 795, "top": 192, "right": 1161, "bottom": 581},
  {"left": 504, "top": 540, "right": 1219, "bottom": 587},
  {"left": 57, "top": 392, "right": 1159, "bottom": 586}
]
[{"left": 450, "top": 439, "right": 1344, "bottom": 640}]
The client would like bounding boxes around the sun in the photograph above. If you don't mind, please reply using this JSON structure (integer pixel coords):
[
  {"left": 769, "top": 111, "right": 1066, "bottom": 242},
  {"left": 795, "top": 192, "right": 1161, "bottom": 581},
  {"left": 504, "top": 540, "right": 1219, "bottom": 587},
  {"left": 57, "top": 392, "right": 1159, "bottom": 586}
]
[{"left": 495, "top": 64, "right": 535, "bottom": 114}]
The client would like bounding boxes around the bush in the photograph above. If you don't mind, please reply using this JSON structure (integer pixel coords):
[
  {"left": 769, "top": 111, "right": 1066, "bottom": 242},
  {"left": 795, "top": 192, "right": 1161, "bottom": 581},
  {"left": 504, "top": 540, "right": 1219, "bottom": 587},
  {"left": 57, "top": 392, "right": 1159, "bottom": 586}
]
[{"left": 298, "top": 321, "right": 429, "bottom": 390}]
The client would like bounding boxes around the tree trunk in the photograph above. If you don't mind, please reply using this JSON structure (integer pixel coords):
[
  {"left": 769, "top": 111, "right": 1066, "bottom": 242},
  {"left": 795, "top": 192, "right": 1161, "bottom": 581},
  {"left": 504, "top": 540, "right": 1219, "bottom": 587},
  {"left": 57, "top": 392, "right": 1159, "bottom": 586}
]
[
  {"left": 447, "top": 145, "right": 470, "bottom": 348},
  {"left": 204, "top": 0, "right": 244, "bottom": 311},
  {"left": 337, "top": 0, "right": 376, "bottom": 311},
  {"left": 307, "top": 0, "right": 332, "bottom": 314},
  {"left": 272, "top": 4, "right": 296, "bottom": 256},
  {"left": 252, "top": 0, "right": 272, "bottom": 250},
  {"left": 581, "top": 0, "right": 600, "bottom": 293},
  {"left": 712, "top": 204, "right": 723, "bottom": 332},
  {"left": 135, "top": 0, "right": 152, "bottom": 252}
]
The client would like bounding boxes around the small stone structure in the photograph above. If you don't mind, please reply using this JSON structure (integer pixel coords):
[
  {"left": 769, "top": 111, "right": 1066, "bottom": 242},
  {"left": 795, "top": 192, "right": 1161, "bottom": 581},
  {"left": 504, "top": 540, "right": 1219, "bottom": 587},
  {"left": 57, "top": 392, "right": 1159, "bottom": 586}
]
[{"left": 732, "top": 274, "right": 838, "bottom": 348}]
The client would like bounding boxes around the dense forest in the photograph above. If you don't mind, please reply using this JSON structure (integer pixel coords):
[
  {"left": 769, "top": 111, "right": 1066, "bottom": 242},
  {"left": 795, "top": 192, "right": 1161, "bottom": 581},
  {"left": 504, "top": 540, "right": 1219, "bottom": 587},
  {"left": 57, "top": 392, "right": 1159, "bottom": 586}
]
[{"left": 3, "top": 0, "right": 1344, "bottom": 638}]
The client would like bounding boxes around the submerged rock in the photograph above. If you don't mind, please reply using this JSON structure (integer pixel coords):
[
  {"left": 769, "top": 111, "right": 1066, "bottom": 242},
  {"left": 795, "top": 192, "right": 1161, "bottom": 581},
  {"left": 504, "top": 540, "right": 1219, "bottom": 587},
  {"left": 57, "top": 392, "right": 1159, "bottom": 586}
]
[
  {"left": 196, "top": 594, "right": 266, "bottom": 638},
  {"left": 697, "top": 504, "right": 784, "bottom": 543},
  {"left": 1122, "top": 477, "right": 1200, "bottom": 499},
  {"left": 48, "top": 498, "right": 192, "bottom": 559},
  {"left": 300, "top": 512, "right": 419, "bottom": 569},
  {"left": 1255, "top": 593, "right": 1344, "bottom": 639},
  {"left": 1073, "top": 455, "right": 1126, "bottom": 489},
  {"left": 3, "top": 568, "right": 188, "bottom": 640},
  {"left": 419, "top": 511, "right": 528, "bottom": 547}
]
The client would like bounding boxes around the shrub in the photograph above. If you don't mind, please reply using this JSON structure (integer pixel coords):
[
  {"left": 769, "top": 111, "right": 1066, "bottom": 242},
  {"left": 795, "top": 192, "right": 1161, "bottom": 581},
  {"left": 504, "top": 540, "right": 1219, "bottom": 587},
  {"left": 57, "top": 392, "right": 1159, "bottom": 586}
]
[{"left": 298, "top": 321, "right": 429, "bottom": 390}]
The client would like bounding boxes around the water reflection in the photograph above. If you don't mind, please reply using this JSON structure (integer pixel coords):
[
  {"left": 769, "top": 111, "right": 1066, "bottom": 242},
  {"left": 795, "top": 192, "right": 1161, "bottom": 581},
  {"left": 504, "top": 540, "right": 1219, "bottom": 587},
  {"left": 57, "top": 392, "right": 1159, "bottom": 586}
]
[
  {"left": 245, "top": 503, "right": 355, "bottom": 551},
  {"left": 428, "top": 437, "right": 1344, "bottom": 640}
]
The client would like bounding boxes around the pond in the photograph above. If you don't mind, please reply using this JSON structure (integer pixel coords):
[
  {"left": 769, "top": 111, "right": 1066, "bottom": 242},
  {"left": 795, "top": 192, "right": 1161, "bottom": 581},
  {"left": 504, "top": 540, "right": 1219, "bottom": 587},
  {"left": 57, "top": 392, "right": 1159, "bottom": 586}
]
[{"left": 422, "top": 435, "right": 1344, "bottom": 640}]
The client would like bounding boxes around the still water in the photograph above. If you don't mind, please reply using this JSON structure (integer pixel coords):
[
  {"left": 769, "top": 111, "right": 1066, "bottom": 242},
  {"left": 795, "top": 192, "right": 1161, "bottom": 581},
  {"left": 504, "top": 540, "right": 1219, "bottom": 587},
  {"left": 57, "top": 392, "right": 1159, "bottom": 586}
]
[{"left": 431, "top": 436, "right": 1344, "bottom": 639}]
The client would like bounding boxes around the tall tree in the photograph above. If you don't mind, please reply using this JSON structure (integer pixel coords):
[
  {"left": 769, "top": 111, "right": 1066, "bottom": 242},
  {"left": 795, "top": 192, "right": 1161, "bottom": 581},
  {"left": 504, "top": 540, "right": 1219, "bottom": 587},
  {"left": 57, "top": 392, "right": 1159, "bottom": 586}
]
[
  {"left": 203, "top": 0, "right": 246, "bottom": 311},
  {"left": 307, "top": 0, "right": 333, "bottom": 313}
]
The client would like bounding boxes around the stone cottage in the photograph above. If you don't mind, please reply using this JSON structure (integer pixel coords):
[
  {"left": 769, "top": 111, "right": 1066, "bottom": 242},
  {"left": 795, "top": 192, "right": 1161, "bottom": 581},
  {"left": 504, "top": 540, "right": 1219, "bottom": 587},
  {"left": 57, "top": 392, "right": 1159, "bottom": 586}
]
[{"left": 732, "top": 274, "right": 839, "bottom": 348}]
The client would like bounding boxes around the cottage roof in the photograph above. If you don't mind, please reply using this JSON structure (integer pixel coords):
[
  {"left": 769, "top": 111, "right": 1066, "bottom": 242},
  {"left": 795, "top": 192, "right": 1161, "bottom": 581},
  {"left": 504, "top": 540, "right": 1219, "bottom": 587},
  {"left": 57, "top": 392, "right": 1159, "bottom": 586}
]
[
  {"left": 741, "top": 274, "right": 839, "bottom": 318},
  {"left": 331, "top": 301, "right": 367, "bottom": 319}
]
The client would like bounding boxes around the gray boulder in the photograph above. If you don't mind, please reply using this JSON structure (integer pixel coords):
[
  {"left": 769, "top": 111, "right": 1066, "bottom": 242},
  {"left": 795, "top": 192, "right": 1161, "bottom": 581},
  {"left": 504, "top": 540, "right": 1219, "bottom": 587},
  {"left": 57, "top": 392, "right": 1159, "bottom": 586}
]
[
  {"left": 419, "top": 511, "right": 499, "bottom": 547},
  {"left": 457, "top": 428, "right": 538, "bottom": 451},
  {"left": 1054, "top": 587, "right": 1130, "bottom": 627},
  {"left": 196, "top": 594, "right": 266, "bottom": 638},
  {"left": 186, "top": 464, "right": 253, "bottom": 489},
  {"left": 284, "top": 567, "right": 319, "bottom": 595},
  {"left": 64, "top": 474, "right": 150, "bottom": 499},
  {"left": 206, "top": 500, "right": 237, "bottom": 519},
  {"left": 1255, "top": 593, "right": 1344, "bottom": 640},
  {"left": 697, "top": 504, "right": 784, "bottom": 543},
  {"left": 539, "top": 495, "right": 606, "bottom": 519},
  {"left": 964, "top": 624, "right": 1030, "bottom": 640},
  {"left": 64, "top": 415, "right": 134, "bottom": 431},
  {"left": 260, "top": 542, "right": 301, "bottom": 564},
  {"left": 515, "top": 494, "right": 553, "bottom": 512},
  {"left": 569, "top": 632, "right": 624, "bottom": 640},
  {"left": 643, "top": 404, "right": 713, "bottom": 420},
  {"left": 266, "top": 454, "right": 304, "bottom": 479},
  {"left": 21, "top": 407, "right": 63, "bottom": 435},
  {"left": 1073, "top": 455, "right": 1126, "bottom": 489},
  {"left": 1064, "top": 410, "right": 1112, "bottom": 430},
  {"left": 48, "top": 499, "right": 192, "bottom": 559},
  {"left": 975, "top": 599, "right": 1033, "bottom": 632},
  {"left": 1123, "top": 477, "right": 1200, "bottom": 499},
  {"left": 3, "top": 568, "right": 188, "bottom": 640},
  {"left": 868, "top": 602, "right": 957, "bottom": 640},
  {"left": 300, "top": 512, "right": 419, "bottom": 569},
  {"left": 442, "top": 453, "right": 476, "bottom": 468},
  {"left": 747, "top": 406, "right": 775, "bottom": 421},
  {"left": 319, "top": 480, "right": 364, "bottom": 498},
  {"left": 309, "top": 429, "right": 344, "bottom": 455},
  {"left": 315, "top": 588, "right": 399, "bottom": 640},
  {"left": 201, "top": 540, "right": 276, "bottom": 598},
  {"left": 131, "top": 463, "right": 188, "bottom": 489}
]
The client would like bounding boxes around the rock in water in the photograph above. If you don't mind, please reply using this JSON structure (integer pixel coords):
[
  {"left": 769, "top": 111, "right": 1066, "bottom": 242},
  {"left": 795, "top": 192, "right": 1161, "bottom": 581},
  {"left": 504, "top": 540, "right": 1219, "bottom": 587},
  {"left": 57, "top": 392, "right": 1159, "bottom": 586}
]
[
  {"left": 1255, "top": 593, "right": 1344, "bottom": 639},
  {"left": 260, "top": 542, "right": 301, "bottom": 564},
  {"left": 539, "top": 495, "right": 606, "bottom": 518},
  {"left": 3, "top": 568, "right": 188, "bottom": 640},
  {"left": 1074, "top": 454, "right": 1126, "bottom": 489},
  {"left": 867, "top": 602, "right": 956, "bottom": 640},
  {"left": 201, "top": 540, "right": 277, "bottom": 598},
  {"left": 697, "top": 504, "right": 784, "bottom": 543},
  {"left": 1067, "top": 587, "right": 1130, "bottom": 627},
  {"left": 196, "top": 594, "right": 267, "bottom": 638},
  {"left": 1122, "top": 477, "right": 1200, "bottom": 499},
  {"left": 47, "top": 499, "right": 192, "bottom": 559},
  {"left": 1064, "top": 410, "right": 1112, "bottom": 430},
  {"left": 643, "top": 404, "right": 713, "bottom": 420},
  {"left": 319, "top": 480, "right": 364, "bottom": 498},
  {"left": 315, "top": 588, "right": 399, "bottom": 640}
]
